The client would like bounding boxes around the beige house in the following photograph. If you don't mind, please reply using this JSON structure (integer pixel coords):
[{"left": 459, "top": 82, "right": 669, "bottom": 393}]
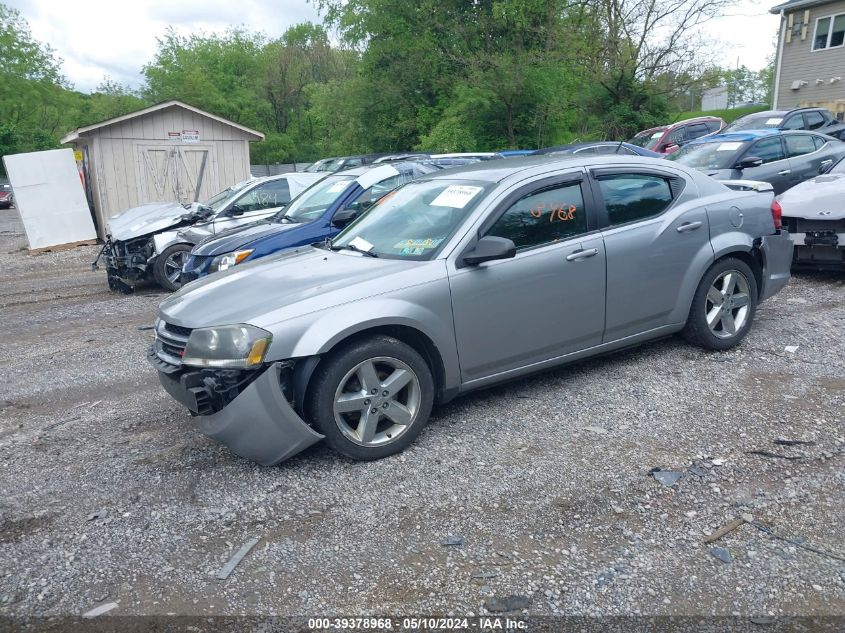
[
  {"left": 771, "top": 0, "right": 845, "bottom": 115},
  {"left": 61, "top": 100, "right": 264, "bottom": 238}
]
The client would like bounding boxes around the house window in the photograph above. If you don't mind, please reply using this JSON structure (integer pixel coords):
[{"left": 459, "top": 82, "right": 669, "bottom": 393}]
[{"left": 813, "top": 13, "right": 845, "bottom": 50}]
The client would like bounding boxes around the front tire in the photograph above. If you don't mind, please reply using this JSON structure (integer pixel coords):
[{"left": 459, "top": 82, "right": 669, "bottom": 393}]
[
  {"left": 305, "top": 336, "right": 434, "bottom": 461},
  {"left": 153, "top": 243, "right": 192, "bottom": 291},
  {"left": 682, "top": 257, "right": 758, "bottom": 351}
]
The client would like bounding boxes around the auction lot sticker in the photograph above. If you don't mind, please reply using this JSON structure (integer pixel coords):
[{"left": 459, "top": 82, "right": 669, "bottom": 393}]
[{"left": 431, "top": 185, "right": 483, "bottom": 208}]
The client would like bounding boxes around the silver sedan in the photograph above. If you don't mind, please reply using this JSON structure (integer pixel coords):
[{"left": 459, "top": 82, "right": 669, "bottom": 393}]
[{"left": 150, "top": 156, "right": 793, "bottom": 465}]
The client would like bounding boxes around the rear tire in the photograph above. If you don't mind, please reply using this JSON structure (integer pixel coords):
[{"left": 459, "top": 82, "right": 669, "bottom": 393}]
[
  {"left": 153, "top": 243, "right": 192, "bottom": 291},
  {"left": 682, "top": 257, "right": 758, "bottom": 351},
  {"left": 305, "top": 335, "right": 434, "bottom": 461}
]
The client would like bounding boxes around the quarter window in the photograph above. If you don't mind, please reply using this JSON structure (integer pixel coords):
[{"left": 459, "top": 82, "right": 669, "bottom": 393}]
[
  {"left": 596, "top": 174, "right": 674, "bottom": 226},
  {"left": 486, "top": 182, "right": 587, "bottom": 250},
  {"left": 784, "top": 135, "right": 817, "bottom": 158},
  {"left": 813, "top": 13, "right": 845, "bottom": 50},
  {"left": 748, "top": 137, "right": 785, "bottom": 164},
  {"left": 812, "top": 135, "right": 828, "bottom": 151}
]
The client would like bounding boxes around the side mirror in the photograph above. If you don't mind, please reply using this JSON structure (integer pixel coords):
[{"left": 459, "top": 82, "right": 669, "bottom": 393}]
[
  {"left": 331, "top": 207, "right": 359, "bottom": 228},
  {"left": 229, "top": 204, "right": 245, "bottom": 216},
  {"left": 461, "top": 236, "right": 517, "bottom": 266},
  {"left": 663, "top": 143, "right": 680, "bottom": 154},
  {"left": 734, "top": 156, "right": 763, "bottom": 170}
]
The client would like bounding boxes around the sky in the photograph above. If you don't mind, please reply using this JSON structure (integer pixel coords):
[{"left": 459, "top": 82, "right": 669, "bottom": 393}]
[{"left": 7, "top": 0, "right": 781, "bottom": 93}]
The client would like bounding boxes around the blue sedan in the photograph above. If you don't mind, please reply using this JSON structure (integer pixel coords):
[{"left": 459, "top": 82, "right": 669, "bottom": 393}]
[{"left": 180, "top": 162, "right": 438, "bottom": 283}]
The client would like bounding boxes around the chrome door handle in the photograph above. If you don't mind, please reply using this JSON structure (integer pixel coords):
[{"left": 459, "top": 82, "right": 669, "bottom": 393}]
[
  {"left": 565, "top": 248, "right": 599, "bottom": 262},
  {"left": 778, "top": 169, "right": 791, "bottom": 176},
  {"left": 676, "top": 221, "right": 703, "bottom": 233}
]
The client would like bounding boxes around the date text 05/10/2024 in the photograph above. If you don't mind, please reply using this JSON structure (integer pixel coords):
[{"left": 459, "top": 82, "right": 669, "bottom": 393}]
[{"left": 307, "top": 616, "right": 528, "bottom": 630}]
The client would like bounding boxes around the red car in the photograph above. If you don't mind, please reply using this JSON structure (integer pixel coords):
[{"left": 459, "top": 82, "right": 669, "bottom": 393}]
[
  {"left": 0, "top": 184, "right": 13, "bottom": 209},
  {"left": 629, "top": 116, "right": 726, "bottom": 154}
]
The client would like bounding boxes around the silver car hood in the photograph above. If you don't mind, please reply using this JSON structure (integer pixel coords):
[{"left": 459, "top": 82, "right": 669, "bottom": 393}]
[
  {"left": 779, "top": 173, "right": 845, "bottom": 220},
  {"left": 108, "top": 201, "right": 202, "bottom": 241},
  {"left": 159, "top": 247, "right": 444, "bottom": 329}
]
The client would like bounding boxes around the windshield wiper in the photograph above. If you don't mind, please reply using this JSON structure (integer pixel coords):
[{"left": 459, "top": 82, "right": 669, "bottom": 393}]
[{"left": 331, "top": 243, "right": 379, "bottom": 258}]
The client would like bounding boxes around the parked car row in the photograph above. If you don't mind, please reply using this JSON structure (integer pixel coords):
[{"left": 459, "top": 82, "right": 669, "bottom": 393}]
[{"left": 147, "top": 154, "right": 794, "bottom": 465}]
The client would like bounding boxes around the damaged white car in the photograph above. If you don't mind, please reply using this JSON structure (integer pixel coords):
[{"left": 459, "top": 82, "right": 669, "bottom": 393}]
[
  {"left": 94, "top": 172, "right": 326, "bottom": 292},
  {"left": 777, "top": 155, "right": 845, "bottom": 271}
]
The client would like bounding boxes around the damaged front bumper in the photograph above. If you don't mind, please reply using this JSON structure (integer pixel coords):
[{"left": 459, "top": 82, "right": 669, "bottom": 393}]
[
  {"left": 93, "top": 236, "right": 153, "bottom": 293},
  {"left": 149, "top": 350, "right": 323, "bottom": 465},
  {"left": 758, "top": 230, "right": 793, "bottom": 302}
]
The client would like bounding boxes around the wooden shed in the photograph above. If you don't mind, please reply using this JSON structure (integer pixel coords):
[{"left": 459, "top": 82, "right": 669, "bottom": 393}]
[{"left": 61, "top": 100, "right": 264, "bottom": 238}]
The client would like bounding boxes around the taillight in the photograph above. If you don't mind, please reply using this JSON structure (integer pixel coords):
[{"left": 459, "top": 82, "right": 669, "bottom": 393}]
[{"left": 770, "top": 199, "right": 782, "bottom": 230}]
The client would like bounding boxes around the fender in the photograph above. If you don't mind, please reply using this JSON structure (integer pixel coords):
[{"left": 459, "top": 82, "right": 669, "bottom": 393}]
[
  {"left": 267, "top": 295, "right": 461, "bottom": 390},
  {"left": 666, "top": 238, "right": 717, "bottom": 326},
  {"left": 709, "top": 230, "right": 754, "bottom": 261},
  {"left": 152, "top": 230, "right": 190, "bottom": 257}
]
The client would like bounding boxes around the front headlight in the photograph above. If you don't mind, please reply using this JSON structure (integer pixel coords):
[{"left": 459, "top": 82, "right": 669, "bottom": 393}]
[
  {"left": 182, "top": 324, "right": 272, "bottom": 368},
  {"left": 210, "top": 249, "right": 254, "bottom": 272}
]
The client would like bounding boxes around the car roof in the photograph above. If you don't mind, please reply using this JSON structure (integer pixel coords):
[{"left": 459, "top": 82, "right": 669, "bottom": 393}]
[
  {"left": 421, "top": 154, "right": 689, "bottom": 184},
  {"left": 693, "top": 129, "right": 828, "bottom": 144},
  {"left": 670, "top": 116, "right": 723, "bottom": 127}
]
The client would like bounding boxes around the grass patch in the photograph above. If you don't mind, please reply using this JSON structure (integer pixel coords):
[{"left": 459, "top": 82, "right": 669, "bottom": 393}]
[{"left": 670, "top": 105, "right": 770, "bottom": 124}]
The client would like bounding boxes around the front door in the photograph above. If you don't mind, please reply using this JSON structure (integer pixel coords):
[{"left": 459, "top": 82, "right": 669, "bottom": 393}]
[
  {"left": 740, "top": 136, "right": 793, "bottom": 194},
  {"left": 449, "top": 175, "right": 606, "bottom": 383},
  {"left": 593, "top": 169, "right": 711, "bottom": 341}
]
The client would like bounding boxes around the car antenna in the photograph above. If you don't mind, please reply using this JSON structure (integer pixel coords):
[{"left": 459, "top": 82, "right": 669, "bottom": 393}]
[{"left": 616, "top": 139, "right": 625, "bottom": 154}]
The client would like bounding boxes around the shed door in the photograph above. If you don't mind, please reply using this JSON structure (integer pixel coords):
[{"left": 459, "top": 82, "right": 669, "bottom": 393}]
[{"left": 136, "top": 145, "right": 215, "bottom": 205}]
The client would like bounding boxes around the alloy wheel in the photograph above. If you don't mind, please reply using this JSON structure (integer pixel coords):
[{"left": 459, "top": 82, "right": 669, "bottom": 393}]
[
  {"left": 705, "top": 270, "right": 751, "bottom": 339},
  {"left": 332, "top": 356, "right": 422, "bottom": 447},
  {"left": 164, "top": 252, "right": 185, "bottom": 285}
]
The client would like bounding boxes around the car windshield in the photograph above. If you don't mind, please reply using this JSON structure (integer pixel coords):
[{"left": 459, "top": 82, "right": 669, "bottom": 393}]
[
  {"left": 628, "top": 130, "right": 664, "bottom": 150},
  {"left": 331, "top": 179, "right": 491, "bottom": 260},
  {"left": 667, "top": 140, "right": 744, "bottom": 170},
  {"left": 277, "top": 174, "right": 355, "bottom": 222},
  {"left": 202, "top": 179, "right": 253, "bottom": 213},
  {"left": 725, "top": 115, "right": 783, "bottom": 132}
]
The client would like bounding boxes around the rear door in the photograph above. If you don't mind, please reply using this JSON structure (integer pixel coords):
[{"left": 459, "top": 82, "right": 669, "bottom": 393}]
[
  {"left": 592, "top": 168, "right": 711, "bottom": 341},
  {"left": 448, "top": 172, "right": 606, "bottom": 382},
  {"left": 784, "top": 133, "right": 833, "bottom": 186}
]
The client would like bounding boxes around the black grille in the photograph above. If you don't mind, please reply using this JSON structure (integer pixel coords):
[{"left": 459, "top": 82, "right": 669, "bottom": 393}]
[
  {"left": 155, "top": 321, "right": 192, "bottom": 365},
  {"left": 164, "top": 322, "right": 192, "bottom": 338}
]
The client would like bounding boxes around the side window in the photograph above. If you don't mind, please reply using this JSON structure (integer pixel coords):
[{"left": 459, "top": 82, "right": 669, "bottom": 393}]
[
  {"left": 596, "top": 174, "right": 674, "bottom": 226},
  {"left": 665, "top": 127, "right": 686, "bottom": 145},
  {"left": 706, "top": 120, "right": 723, "bottom": 133},
  {"left": 784, "top": 135, "right": 817, "bottom": 157},
  {"left": 748, "top": 137, "right": 786, "bottom": 163},
  {"left": 686, "top": 124, "right": 710, "bottom": 140},
  {"left": 573, "top": 146, "right": 599, "bottom": 155},
  {"left": 782, "top": 115, "right": 805, "bottom": 130},
  {"left": 812, "top": 135, "right": 828, "bottom": 150},
  {"left": 234, "top": 180, "right": 290, "bottom": 212},
  {"left": 805, "top": 111, "right": 826, "bottom": 129},
  {"left": 485, "top": 181, "right": 587, "bottom": 250},
  {"left": 344, "top": 175, "right": 404, "bottom": 215}
]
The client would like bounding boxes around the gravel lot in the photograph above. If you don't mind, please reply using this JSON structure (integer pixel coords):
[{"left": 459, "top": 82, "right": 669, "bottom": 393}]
[{"left": 1, "top": 208, "right": 844, "bottom": 623}]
